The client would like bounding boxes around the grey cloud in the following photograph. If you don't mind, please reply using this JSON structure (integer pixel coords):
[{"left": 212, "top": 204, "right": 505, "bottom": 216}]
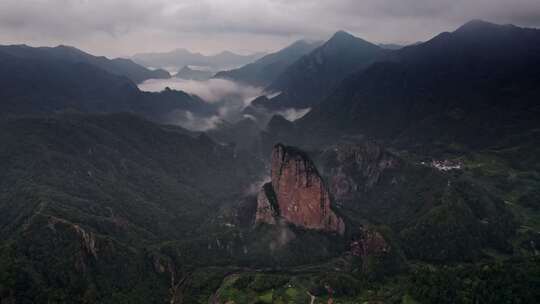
[
  {"left": 0, "top": 0, "right": 539, "bottom": 56},
  {"left": 0, "top": 0, "right": 160, "bottom": 37}
]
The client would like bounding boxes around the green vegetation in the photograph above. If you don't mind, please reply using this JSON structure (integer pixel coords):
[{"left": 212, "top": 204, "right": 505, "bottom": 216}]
[
  {"left": 210, "top": 257, "right": 540, "bottom": 304},
  {"left": 0, "top": 113, "right": 538, "bottom": 303},
  {"left": 408, "top": 257, "right": 540, "bottom": 304},
  {"left": 0, "top": 113, "right": 263, "bottom": 303},
  {"left": 1, "top": 20, "right": 540, "bottom": 303}
]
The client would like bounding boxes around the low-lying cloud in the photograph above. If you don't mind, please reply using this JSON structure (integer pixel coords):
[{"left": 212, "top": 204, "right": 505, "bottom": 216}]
[
  {"left": 139, "top": 78, "right": 262, "bottom": 104},
  {"left": 241, "top": 103, "right": 312, "bottom": 130},
  {"left": 163, "top": 110, "right": 222, "bottom": 131},
  {"left": 140, "top": 78, "right": 310, "bottom": 131},
  {"left": 277, "top": 108, "right": 311, "bottom": 122},
  {"left": 140, "top": 78, "right": 266, "bottom": 130},
  {"left": 245, "top": 175, "right": 272, "bottom": 196}
]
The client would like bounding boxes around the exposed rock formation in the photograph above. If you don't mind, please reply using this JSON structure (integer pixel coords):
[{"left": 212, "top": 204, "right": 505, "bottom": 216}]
[
  {"left": 256, "top": 144, "right": 345, "bottom": 234},
  {"left": 350, "top": 227, "right": 390, "bottom": 258},
  {"left": 325, "top": 142, "right": 399, "bottom": 201},
  {"left": 150, "top": 253, "right": 188, "bottom": 304},
  {"left": 255, "top": 183, "right": 279, "bottom": 225},
  {"left": 47, "top": 216, "right": 99, "bottom": 273},
  {"left": 48, "top": 216, "right": 98, "bottom": 259},
  {"left": 350, "top": 227, "right": 396, "bottom": 275}
]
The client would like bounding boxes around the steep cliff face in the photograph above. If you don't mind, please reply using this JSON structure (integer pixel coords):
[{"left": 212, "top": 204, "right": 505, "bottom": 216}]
[
  {"left": 256, "top": 144, "right": 345, "bottom": 234},
  {"left": 255, "top": 183, "right": 279, "bottom": 225},
  {"left": 324, "top": 142, "right": 400, "bottom": 202}
]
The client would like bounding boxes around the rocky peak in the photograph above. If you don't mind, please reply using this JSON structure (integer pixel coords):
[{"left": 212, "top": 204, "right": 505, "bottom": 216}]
[
  {"left": 255, "top": 183, "right": 279, "bottom": 225},
  {"left": 329, "top": 30, "right": 357, "bottom": 42},
  {"left": 323, "top": 30, "right": 381, "bottom": 53},
  {"left": 256, "top": 144, "right": 345, "bottom": 234}
]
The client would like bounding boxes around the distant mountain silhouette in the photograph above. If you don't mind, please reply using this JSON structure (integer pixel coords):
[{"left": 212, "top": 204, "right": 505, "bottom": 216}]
[
  {"left": 0, "top": 44, "right": 169, "bottom": 84},
  {"left": 378, "top": 43, "right": 405, "bottom": 50},
  {"left": 262, "top": 31, "right": 388, "bottom": 109},
  {"left": 175, "top": 66, "right": 214, "bottom": 81},
  {"left": 132, "top": 48, "right": 265, "bottom": 71},
  {"left": 1, "top": 20, "right": 540, "bottom": 304},
  {"left": 214, "top": 40, "right": 322, "bottom": 87},
  {"left": 297, "top": 20, "right": 540, "bottom": 149},
  {"left": 0, "top": 45, "right": 213, "bottom": 120}
]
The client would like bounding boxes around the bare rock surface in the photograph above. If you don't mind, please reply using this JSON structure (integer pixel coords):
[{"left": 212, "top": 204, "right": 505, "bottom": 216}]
[{"left": 256, "top": 144, "right": 345, "bottom": 234}]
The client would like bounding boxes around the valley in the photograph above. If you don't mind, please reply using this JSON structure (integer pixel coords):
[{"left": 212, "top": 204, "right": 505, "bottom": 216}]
[{"left": 0, "top": 15, "right": 539, "bottom": 304}]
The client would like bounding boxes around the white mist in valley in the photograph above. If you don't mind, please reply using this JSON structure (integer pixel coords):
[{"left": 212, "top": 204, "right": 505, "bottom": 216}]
[
  {"left": 139, "top": 78, "right": 310, "bottom": 131},
  {"left": 139, "top": 78, "right": 262, "bottom": 104},
  {"left": 163, "top": 110, "right": 222, "bottom": 131},
  {"left": 277, "top": 108, "right": 311, "bottom": 121},
  {"left": 139, "top": 78, "right": 263, "bottom": 130}
]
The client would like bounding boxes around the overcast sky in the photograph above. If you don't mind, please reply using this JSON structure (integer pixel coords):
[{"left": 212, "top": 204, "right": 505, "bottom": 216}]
[{"left": 1, "top": 0, "right": 539, "bottom": 57}]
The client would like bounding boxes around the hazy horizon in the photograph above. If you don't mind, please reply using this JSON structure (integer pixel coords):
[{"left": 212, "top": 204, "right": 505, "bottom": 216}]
[{"left": 1, "top": 0, "right": 540, "bottom": 58}]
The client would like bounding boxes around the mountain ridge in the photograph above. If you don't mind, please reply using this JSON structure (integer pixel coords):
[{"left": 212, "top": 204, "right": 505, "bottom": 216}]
[
  {"left": 261, "top": 30, "right": 388, "bottom": 109},
  {"left": 295, "top": 20, "right": 540, "bottom": 149},
  {"left": 175, "top": 65, "right": 214, "bottom": 80},
  {"left": 132, "top": 48, "right": 265, "bottom": 71},
  {"left": 0, "top": 44, "right": 170, "bottom": 84},
  {"left": 0, "top": 45, "right": 215, "bottom": 122},
  {"left": 1, "top": 19, "right": 540, "bottom": 304},
  {"left": 214, "top": 40, "right": 323, "bottom": 87}
]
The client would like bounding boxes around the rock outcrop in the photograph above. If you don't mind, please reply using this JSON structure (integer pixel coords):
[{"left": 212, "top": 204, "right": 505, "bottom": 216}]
[
  {"left": 325, "top": 142, "right": 399, "bottom": 201},
  {"left": 256, "top": 144, "right": 345, "bottom": 234},
  {"left": 350, "top": 227, "right": 390, "bottom": 258},
  {"left": 350, "top": 227, "right": 396, "bottom": 275},
  {"left": 48, "top": 216, "right": 98, "bottom": 259},
  {"left": 255, "top": 183, "right": 279, "bottom": 225}
]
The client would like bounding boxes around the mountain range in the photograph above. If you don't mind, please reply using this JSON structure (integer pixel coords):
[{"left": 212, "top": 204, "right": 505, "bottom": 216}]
[
  {"left": 0, "top": 44, "right": 216, "bottom": 121},
  {"left": 257, "top": 31, "right": 389, "bottom": 109},
  {"left": 0, "top": 113, "right": 265, "bottom": 303},
  {"left": 214, "top": 40, "right": 323, "bottom": 87},
  {"left": 132, "top": 48, "right": 265, "bottom": 71},
  {"left": 296, "top": 20, "right": 540, "bottom": 150},
  {"left": 174, "top": 66, "right": 214, "bottom": 81},
  {"left": 0, "top": 20, "right": 539, "bottom": 304},
  {"left": 0, "top": 44, "right": 169, "bottom": 84}
]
